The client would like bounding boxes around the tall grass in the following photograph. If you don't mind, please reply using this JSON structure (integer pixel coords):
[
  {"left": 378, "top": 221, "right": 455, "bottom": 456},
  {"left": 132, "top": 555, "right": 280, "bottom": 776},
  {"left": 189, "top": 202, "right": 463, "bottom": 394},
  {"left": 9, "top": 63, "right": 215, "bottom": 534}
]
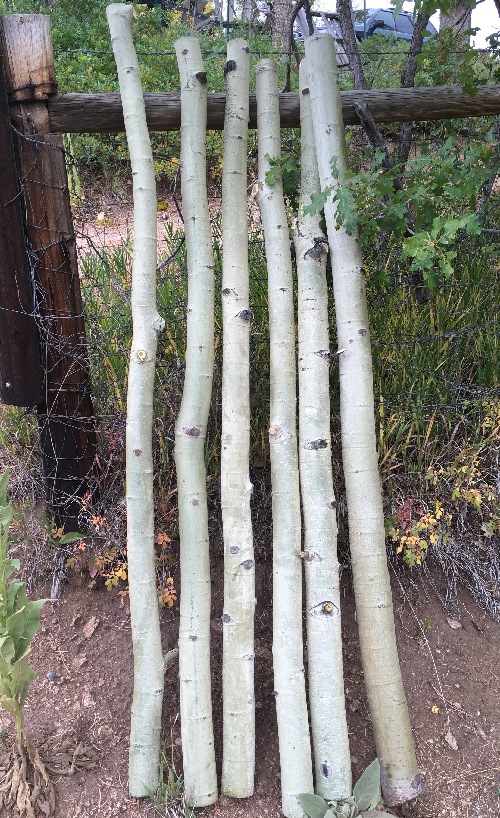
[
  {"left": 75, "top": 208, "right": 499, "bottom": 510},
  {"left": 366, "top": 234, "right": 498, "bottom": 476}
]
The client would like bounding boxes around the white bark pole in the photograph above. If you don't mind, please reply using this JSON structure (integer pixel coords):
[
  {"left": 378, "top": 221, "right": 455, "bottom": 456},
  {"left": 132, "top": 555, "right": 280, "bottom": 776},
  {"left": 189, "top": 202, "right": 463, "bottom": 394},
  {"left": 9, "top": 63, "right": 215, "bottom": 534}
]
[
  {"left": 256, "top": 58, "right": 313, "bottom": 818},
  {"left": 174, "top": 36, "right": 218, "bottom": 809},
  {"left": 295, "top": 58, "right": 352, "bottom": 802},
  {"left": 220, "top": 40, "right": 255, "bottom": 800},
  {"left": 304, "top": 35, "right": 424, "bottom": 807},
  {"left": 106, "top": 4, "right": 165, "bottom": 798}
]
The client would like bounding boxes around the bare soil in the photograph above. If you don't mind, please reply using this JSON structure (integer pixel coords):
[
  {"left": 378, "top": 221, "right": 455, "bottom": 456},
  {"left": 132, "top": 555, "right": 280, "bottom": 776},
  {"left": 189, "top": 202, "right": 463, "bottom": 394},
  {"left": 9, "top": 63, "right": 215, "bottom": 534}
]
[{"left": 0, "top": 558, "right": 498, "bottom": 818}]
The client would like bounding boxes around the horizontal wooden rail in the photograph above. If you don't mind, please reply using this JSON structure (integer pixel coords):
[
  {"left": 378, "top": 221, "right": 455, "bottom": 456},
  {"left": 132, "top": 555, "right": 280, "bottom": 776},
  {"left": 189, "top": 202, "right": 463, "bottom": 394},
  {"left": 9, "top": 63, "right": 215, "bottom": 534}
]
[{"left": 44, "top": 84, "right": 500, "bottom": 133}]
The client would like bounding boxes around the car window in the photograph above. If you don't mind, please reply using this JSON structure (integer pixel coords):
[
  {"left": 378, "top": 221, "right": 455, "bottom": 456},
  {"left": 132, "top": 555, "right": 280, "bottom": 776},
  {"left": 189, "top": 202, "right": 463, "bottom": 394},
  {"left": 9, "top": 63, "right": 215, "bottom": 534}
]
[
  {"left": 396, "top": 14, "right": 414, "bottom": 34},
  {"left": 375, "top": 10, "right": 395, "bottom": 29}
]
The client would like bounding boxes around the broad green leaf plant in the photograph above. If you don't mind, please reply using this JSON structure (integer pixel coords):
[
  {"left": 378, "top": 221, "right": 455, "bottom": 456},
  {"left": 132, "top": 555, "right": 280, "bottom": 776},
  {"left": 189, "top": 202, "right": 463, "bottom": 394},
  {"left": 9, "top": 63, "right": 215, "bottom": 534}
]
[
  {"left": 0, "top": 470, "right": 46, "bottom": 753},
  {"left": 302, "top": 135, "right": 493, "bottom": 290},
  {"left": 298, "top": 759, "right": 394, "bottom": 818}
]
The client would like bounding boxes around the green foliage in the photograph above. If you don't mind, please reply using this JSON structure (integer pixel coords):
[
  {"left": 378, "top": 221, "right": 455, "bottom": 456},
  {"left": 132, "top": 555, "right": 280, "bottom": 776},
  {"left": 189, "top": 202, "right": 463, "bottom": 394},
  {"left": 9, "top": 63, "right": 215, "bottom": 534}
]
[
  {"left": 0, "top": 0, "right": 296, "bottom": 173},
  {"left": 264, "top": 152, "right": 300, "bottom": 211},
  {"left": 0, "top": 472, "right": 46, "bottom": 746},
  {"left": 298, "top": 759, "right": 394, "bottom": 818},
  {"left": 303, "top": 135, "right": 494, "bottom": 289}
]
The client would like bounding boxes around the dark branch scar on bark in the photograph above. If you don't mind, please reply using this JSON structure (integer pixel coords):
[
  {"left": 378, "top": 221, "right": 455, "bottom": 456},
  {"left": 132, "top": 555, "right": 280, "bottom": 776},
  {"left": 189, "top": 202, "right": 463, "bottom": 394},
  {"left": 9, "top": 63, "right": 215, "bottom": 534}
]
[
  {"left": 241, "top": 559, "right": 254, "bottom": 570},
  {"left": 304, "top": 237, "right": 328, "bottom": 261},
  {"left": 358, "top": 328, "right": 367, "bottom": 336},
  {"left": 133, "top": 449, "right": 142, "bottom": 456},
  {"left": 304, "top": 439, "right": 328, "bottom": 450},
  {"left": 221, "top": 613, "right": 231, "bottom": 623},
  {"left": 230, "top": 546, "right": 240, "bottom": 555},
  {"left": 224, "top": 59, "right": 237, "bottom": 77},
  {"left": 189, "top": 634, "right": 197, "bottom": 640},
  {"left": 302, "top": 87, "right": 310, "bottom": 95},
  {"left": 191, "top": 499, "right": 199, "bottom": 506},
  {"left": 315, "top": 349, "right": 334, "bottom": 362},
  {"left": 222, "top": 287, "right": 234, "bottom": 296},
  {"left": 300, "top": 550, "right": 321, "bottom": 562},
  {"left": 183, "top": 426, "right": 201, "bottom": 437},
  {"left": 321, "top": 763, "right": 333, "bottom": 778},
  {"left": 195, "top": 71, "right": 207, "bottom": 84},
  {"left": 237, "top": 309, "right": 253, "bottom": 321},
  {"left": 330, "top": 500, "right": 338, "bottom": 509}
]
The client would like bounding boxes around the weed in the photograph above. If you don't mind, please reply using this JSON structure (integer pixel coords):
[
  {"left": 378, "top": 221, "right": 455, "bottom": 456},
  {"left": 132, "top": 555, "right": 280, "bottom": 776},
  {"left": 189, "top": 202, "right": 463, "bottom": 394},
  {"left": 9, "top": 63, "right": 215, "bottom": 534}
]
[
  {"left": 386, "top": 498, "right": 452, "bottom": 567},
  {"left": 146, "top": 750, "right": 194, "bottom": 818},
  {"left": 299, "top": 758, "right": 394, "bottom": 818},
  {"left": 0, "top": 471, "right": 56, "bottom": 816}
]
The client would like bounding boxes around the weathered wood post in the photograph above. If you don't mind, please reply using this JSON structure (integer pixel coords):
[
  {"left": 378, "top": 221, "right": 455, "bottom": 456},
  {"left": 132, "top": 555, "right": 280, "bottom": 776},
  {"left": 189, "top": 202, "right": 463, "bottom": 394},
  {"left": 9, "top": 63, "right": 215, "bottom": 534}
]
[
  {"left": 0, "top": 44, "right": 42, "bottom": 407},
  {"left": 0, "top": 14, "right": 96, "bottom": 529}
]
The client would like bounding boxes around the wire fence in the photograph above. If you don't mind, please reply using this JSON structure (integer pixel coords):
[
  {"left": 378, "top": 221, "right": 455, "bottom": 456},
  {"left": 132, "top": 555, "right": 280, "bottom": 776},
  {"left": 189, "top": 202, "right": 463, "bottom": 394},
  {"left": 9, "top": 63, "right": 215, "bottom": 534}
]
[{"left": 0, "top": 39, "right": 498, "bottom": 615}]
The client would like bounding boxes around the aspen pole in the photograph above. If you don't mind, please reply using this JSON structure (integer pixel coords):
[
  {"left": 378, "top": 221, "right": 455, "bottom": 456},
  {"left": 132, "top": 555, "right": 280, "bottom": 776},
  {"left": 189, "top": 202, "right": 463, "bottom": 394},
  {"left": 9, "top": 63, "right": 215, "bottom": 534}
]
[
  {"left": 220, "top": 39, "right": 255, "bottom": 800},
  {"left": 0, "top": 44, "right": 42, "bottom": 407},
  {"left": 0, "top": 14, "right": 95, "bottom": 529},
  {"left": 295, "top": 58, "right": 351, "bottom": 801},
  {"left": 304, "top": 35, "right": 424, "bottom": 807},
  {"left": 256, "top": 58, "right": 313, "bottom": 818},
  {"left": 107, "top": 4, "right": 165, "bottom": 797},
  {"left": 174, "top": 35, "right": 218, "bottom": 809}
]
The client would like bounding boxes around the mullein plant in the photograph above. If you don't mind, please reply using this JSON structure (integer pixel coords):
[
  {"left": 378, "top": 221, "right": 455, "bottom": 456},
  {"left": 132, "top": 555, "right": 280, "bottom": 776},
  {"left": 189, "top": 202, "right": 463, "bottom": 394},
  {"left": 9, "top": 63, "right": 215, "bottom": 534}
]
[
  {"left": 299, "top": 759, "right": 395, "bottom": 818},
  {"left": 0, "top": 470, "right": 54, "bottom": 816}
]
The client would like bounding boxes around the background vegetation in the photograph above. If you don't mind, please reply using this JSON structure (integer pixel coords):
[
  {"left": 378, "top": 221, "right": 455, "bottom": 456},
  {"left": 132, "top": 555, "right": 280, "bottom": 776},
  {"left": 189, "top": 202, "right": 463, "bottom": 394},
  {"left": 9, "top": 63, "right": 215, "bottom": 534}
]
[{"left": 0, "top": 0, "right": 498, "bottom": 617}]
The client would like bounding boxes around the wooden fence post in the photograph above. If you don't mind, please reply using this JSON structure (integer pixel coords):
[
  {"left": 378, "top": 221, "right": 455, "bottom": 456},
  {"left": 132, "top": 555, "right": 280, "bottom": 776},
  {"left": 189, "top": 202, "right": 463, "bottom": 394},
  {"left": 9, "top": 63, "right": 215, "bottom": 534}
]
[
  {"left": 0, "top": 45, "right": 42, "bottom": 406},
  {"left": 0, "top": 13, "right": 96, "bottom": 529}
]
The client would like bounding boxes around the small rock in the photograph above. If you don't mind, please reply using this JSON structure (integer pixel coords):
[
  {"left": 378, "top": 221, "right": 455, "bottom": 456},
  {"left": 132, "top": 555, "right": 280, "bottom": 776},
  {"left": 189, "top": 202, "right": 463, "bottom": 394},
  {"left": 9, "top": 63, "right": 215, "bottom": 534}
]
[
  {"left": 46, "top": 671, "right": 57, "bottom": 682},
  {"left": 72, "top": 655, "right": 87, "bottom": 669},
  {"left": 83, "top": 616, "right": 100, "bottom": 638},
  {"left": 82, "top": 692, "right": 95, "bottom": 708}
]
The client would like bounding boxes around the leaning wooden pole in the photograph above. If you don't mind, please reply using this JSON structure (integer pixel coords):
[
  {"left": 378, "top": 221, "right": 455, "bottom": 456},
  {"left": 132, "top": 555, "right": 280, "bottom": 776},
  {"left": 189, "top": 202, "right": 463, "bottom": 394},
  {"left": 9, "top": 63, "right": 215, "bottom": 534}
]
[
  {"left": 295, "top": 58, "right": 351, "bottom": 802},
  {"left": 0, "top": 44, "right": 42, "bottom": 407},
  {"left": 0, "top": 14, "right": 95, "bottom": 529},
  {"left": 256, "top": 58, "right": 313, "bottom": 818},
  {"left": 220, "top": 39, "right": 255, "bottom": 800},
  {"left": 174, "top": 35, "right": 218, "bottom": 809},
  {"left": 304, "top": 35, "right": 423, "bottom": 807},
  {"left": 107, "top": 4, "right": 165, "bottom": 797}
]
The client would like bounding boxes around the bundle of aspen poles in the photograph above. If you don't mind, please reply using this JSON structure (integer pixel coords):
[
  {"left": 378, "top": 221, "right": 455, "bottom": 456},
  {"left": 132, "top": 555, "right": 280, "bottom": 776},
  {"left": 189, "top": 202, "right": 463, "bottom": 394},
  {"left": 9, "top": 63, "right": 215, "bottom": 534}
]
[{"left": 106, "top": 6, "right": 424, "bottom": 817}]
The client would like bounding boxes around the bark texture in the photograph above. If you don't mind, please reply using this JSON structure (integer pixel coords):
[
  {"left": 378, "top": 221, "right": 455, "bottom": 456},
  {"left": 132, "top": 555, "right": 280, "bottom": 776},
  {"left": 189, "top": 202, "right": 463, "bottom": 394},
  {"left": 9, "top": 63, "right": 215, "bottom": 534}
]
[
  {"left": 295, "top": 58, "right": 352, "bottom": 802},
  {"left": 440, "top": 0, "right": 472, "bottom": 38},
  {"left": 221, "top": 39, "right": 255, "bottom": 800},
  {"left": 174, "top": 35, "right": 218, "bottom": 809},
  {"left": 106, "top": 3, "right": 165, "bottom": 798},
  {"left": 304, "top": 34, "right": 424, "bottom": 807},
  {"left": 45, "top": 86, "right": 500, "bottom": 133},
  {"left": 256, "top": 57, "right": 313, "bottom": 818}
]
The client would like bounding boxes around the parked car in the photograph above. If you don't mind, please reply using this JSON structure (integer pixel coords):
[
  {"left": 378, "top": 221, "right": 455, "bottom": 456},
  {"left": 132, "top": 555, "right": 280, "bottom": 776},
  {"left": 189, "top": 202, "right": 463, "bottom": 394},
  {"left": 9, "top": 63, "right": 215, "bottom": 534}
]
[{"left": 353, "top": 7, "right": 437, "bottom": 42}]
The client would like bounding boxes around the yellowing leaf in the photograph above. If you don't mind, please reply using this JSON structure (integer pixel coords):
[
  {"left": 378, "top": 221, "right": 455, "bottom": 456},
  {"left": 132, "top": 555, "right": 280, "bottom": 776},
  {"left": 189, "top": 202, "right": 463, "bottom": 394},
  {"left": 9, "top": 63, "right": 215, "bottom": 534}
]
[{"left": 431, "top": 705, "right": 440, "bottom": 714}]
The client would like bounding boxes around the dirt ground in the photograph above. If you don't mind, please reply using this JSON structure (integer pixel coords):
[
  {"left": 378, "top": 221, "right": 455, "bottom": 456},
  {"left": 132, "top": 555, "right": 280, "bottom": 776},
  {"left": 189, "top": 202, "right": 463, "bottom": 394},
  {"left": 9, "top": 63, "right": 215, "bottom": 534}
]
[{"left": 1, "top": 556, "right": 498, "bottom": 818}]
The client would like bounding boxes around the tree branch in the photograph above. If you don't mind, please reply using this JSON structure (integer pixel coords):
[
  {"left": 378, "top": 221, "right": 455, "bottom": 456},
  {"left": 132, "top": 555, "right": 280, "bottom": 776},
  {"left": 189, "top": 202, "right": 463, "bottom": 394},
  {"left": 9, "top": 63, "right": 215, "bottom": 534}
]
[
  {"left": 398, "top": 12, "right": 431, "bottom": 164},
  {"left": 336, "top": 0, "right": 367, "bottom": 90}
]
